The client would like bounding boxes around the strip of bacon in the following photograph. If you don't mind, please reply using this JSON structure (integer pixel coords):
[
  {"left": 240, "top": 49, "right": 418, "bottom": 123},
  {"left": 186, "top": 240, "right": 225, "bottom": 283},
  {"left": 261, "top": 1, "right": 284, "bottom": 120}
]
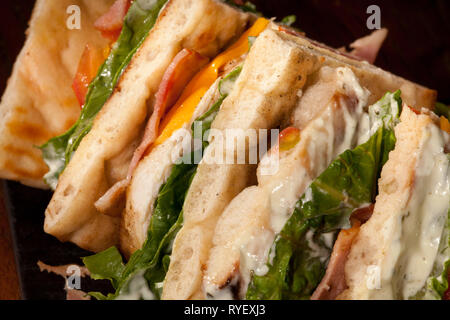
[
  {"left": 127, "top": 49, "right": 209, "bottom": 184},
  {"left": 346, "top": 28, "right": 388, "bottom": 64},
  {"left": 310, "top": 223, "right": 360, "bottom": 300},
  {"left": 94, "top": 0, "right": 132, "bottom": 41},
  {"left": 311, "top": 204, "right": 374, "bottom": 300},
  {"left": 37, "top": 261, "right": 91, "bottom": 300},
  {"left": 95, "top": 49, "right": 209, "bottom": 215},
  {"left": 66, "top": 289, "right": 91, "bottom": 300},
  {"left": 38, "top": 261, "right": 90, "bottom": 278}
]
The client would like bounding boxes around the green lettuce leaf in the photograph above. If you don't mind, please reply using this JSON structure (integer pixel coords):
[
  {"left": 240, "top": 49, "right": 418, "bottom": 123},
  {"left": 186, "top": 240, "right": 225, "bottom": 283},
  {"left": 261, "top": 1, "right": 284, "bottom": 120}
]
[
  {"left": 83, "top": 247, "right": 125, "bottom": 288},
  {"left": 40, "top": 0, "right": 169, "bottom": 189},
  {"left": 246, "top": 92, "right": 402, "bottom": 300},
  {"left": 222, "top": 0, "right": 259, "bottom": 13},
  {"left": 83, "top": 67, "right": 242, "bottom": 300},
  {"left": 280, "top": 15, "right": 297, "bottom": 27},
  {"left": 430, "top": 261, "right": 450, "bottom": 299},
  {"left": 366, "top": 90, "right": 401, "bottom": 169},
  {"left": 435, "top": 102, "right": 450, "bottom": 120}
]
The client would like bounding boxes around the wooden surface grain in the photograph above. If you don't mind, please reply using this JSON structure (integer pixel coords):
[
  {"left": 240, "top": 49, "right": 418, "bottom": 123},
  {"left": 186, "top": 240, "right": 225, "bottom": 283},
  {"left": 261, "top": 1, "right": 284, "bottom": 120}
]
[
  {"left": 0, "top": 1, "right": 32, "bottom": 301},
  {"left": 0, "top": 184, "right": 21, "bottom": 300}
]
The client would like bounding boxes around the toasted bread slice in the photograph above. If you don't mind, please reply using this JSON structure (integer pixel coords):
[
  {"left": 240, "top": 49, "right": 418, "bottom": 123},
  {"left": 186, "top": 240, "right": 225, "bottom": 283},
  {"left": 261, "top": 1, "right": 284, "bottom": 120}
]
[{"left": 0, "top": 0, "right": 113, "bottom": 188}]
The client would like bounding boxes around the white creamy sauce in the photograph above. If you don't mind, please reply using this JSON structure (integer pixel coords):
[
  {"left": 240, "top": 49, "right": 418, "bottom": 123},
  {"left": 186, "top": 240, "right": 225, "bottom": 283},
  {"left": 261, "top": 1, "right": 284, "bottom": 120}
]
[
  {"left": 422, "top": 219, "right": 449, "bottom": 299},
  {"left": 335, "top": 68, "right": 367, "bottom": 152},
  {"left": 358, "top": 94, "right": 401, "bottom": 145},
  {"left": 431, "top": 220, "right": 449, "bottom": 282},
  {"left": 115, "top": 271, "right": 155, "bottom": 300},
  {"left": 322, "top": 231, "right": 337, "bottom": 251},
  {"left": 206, "top": 230, "right": 275, "bottom": 300},
  {"left": 305, "top": 230, "right": 335, "bottom": 263},
  {"left": 268, "top": 166, "right": 309, "bottom": 234},
  {"left": 370, "top": 124, "right": 450, "bottom": 300},
  {"left": 44, "top": 159, "right": 62, "bottom": 190},
  {"left": 205, "top": 276, "right": 238, "bottom": 300},
  {"left": 356, "top": 113, "right": 371, "bottom": 145},
  {"left": 240, "top": 230, "right": 274, "bottom": 283},
  {"left": 206, "top": 286, "right": 235, "bottom": 300}
]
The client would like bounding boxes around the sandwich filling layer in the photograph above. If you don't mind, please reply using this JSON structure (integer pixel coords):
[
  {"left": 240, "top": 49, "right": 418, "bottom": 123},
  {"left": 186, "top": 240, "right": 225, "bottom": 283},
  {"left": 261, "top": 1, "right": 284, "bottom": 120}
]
[{"left": 204, "top": 66, "right": 373, "bottom": 299}]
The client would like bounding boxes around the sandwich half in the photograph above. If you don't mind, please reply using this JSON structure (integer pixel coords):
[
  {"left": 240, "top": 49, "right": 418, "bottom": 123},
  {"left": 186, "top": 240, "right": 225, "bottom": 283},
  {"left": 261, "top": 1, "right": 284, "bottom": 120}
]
[{"left": 43, "top": 0, "right": 253, "bottom": 252}]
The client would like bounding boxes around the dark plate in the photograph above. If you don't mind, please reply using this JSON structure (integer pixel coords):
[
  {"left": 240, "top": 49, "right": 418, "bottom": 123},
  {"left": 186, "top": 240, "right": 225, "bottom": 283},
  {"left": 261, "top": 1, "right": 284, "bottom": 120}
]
[
  {"left": 1, "top": 0, "right": 450, "bottom": 300},
  {"left": 3, "top": 181, "right": 113, "bottom": 300}
]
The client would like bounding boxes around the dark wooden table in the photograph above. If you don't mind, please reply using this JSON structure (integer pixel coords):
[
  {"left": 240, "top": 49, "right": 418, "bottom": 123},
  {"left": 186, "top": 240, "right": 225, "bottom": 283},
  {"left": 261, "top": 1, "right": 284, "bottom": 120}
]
[
  {"left": 0, "top": 1, "right": 34, "bottom": 300},
  {"left": 0, "top": 184, "right": 20, "bottom": 299}
]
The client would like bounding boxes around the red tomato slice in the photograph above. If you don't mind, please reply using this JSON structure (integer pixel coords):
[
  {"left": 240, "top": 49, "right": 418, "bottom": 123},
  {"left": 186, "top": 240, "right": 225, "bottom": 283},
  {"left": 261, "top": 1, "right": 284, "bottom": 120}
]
[
  {"left": 278, "top": 127, "right": 301, "bottom": 151},
  {"left": 94, "top": 0, "right": 131, "bottom": 41},
  {"left": 72, "top": 44, "right": 103, "bottom": 107},
  {"left": 407, "top": 105, "right": 421, "bottom": 115},
  {"left": 99, "top": 29, "right": 123, "bottom": 42}
]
